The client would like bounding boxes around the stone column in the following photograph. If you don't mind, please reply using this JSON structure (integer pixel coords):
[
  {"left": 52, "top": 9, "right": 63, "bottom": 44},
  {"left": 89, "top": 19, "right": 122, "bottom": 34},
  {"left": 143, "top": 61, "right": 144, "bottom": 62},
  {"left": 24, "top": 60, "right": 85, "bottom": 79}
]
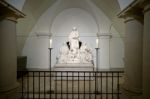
[
  {"left": 0, "top": 1, "right": 25, "bottom": 98},
  {"left": 121, "top": 15, "right": 143, "bottom": 99},
  {"left": 143, "top": 1, "right": 150, "bottom": 99},
  {"left": 0, "top": 17, "right": 20, "bottom": 99}
]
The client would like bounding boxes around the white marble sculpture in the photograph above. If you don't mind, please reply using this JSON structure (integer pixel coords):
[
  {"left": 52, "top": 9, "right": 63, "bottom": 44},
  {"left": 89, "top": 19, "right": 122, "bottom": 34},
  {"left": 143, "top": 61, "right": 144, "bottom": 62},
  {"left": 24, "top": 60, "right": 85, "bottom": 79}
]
[
  {"left": 57, "top": 27, "right": 93, "bottom": 64},
  {"left": 80, "top": 42, "right": 93, "bottom": 63},
  {"left": 58, "top": 42, "right": 69, "bottom": 63}
]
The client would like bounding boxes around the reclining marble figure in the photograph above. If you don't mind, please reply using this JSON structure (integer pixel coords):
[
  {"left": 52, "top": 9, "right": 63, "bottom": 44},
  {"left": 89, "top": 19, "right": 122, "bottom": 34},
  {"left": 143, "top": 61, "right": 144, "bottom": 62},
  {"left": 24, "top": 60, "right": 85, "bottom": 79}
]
[{"left": 57, "top": 27, "right": 93, "bottom": 64}]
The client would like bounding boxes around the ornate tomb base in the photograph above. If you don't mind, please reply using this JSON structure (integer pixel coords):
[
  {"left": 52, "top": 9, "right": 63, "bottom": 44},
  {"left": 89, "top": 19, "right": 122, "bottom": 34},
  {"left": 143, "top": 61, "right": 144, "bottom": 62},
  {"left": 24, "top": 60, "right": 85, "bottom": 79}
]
[
  {"left": 54, "top": 63, "right": 94, "bottom": 80},
  {"left": 54, "top": 63, "right": 94, "bottom": 71}
]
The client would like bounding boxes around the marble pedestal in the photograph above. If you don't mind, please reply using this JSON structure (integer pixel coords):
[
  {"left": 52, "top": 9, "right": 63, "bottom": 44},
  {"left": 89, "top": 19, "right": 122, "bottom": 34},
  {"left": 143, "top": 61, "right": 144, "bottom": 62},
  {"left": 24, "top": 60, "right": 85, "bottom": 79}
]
[{"left": 53, "top": 63, "right": 94, "bottom": 80}]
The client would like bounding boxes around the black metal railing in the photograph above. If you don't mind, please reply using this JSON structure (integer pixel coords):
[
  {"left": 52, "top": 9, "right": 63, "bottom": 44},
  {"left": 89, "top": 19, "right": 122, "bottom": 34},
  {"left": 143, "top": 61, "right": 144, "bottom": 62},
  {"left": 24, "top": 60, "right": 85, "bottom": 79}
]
[{"left": 17, "top": 70, "right": 124, "bottom": 99}]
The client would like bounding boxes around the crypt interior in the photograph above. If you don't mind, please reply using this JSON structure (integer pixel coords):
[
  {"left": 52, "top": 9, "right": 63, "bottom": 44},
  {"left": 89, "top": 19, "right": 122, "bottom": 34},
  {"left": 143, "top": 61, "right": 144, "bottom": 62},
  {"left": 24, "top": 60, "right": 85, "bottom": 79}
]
[{"left": 0, "top": 0, "right": 150, "bottom": 99}]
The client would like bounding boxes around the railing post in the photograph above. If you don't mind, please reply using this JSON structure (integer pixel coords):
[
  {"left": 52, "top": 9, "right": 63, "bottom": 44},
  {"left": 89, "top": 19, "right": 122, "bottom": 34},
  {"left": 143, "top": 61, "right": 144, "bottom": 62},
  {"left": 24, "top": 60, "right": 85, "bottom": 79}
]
[
  {"left": 21, "top": 71, "right": 24, "bottom": 98},
  {"left": 48, "top": 48, "right": 52, "bottom": 98},
  {"left": 95, "top": 48, "right": 100, "bottom": 95}
]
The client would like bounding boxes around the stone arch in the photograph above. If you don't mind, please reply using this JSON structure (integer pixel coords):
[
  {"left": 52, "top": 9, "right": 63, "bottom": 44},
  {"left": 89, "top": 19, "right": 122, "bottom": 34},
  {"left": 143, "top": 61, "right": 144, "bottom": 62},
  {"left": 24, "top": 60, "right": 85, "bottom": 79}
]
[
  {"left": 51, "top": 8, "right": 98, "bottom": 36},
  {"left": 46, "top": 0, "right": 101, "bottom": 35}
]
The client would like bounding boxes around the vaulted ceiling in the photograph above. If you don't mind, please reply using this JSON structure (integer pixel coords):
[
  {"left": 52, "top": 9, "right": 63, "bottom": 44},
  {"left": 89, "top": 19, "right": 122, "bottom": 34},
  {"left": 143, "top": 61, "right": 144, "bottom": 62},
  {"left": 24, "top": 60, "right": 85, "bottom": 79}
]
[
  {"left": 92, "top": 0, "right": 125, "bottom": 35},
  {"left": 5, "top": 0, "right": 127, "bottom": 55},
  {"left": 5, "top": 0, "right": 134, "bottom": 36},
  {"left": 17, "top": 0, "right": 125, "bottom": 35}
]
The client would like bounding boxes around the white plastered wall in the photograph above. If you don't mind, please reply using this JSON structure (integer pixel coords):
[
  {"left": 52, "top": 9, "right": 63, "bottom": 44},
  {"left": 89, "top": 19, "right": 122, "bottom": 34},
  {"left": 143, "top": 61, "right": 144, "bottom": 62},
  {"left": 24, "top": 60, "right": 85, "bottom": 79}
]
[
  {"left": 117, "top": 0, "right": 134, "bottom": 10},
  {"left": 4, "top": 0, "right": 26, "bottom": 11}
]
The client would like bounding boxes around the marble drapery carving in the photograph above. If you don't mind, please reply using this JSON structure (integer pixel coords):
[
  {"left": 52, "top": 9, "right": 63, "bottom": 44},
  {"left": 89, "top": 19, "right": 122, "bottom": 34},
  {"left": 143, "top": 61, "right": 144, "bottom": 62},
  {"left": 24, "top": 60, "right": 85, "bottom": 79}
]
[{"left": 57, "top": 27, "right": 93, "bottom": 64}]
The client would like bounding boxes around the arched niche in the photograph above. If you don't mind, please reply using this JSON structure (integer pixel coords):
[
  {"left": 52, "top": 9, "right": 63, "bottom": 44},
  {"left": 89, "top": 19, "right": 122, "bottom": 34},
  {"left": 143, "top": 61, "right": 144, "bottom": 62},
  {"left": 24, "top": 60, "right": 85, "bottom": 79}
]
[
  {"left": 51, "top": 8, "right": 98, "bottom": 67},
  {"left": 51, "top": 8, "right": 98, "bottom": 36}
]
